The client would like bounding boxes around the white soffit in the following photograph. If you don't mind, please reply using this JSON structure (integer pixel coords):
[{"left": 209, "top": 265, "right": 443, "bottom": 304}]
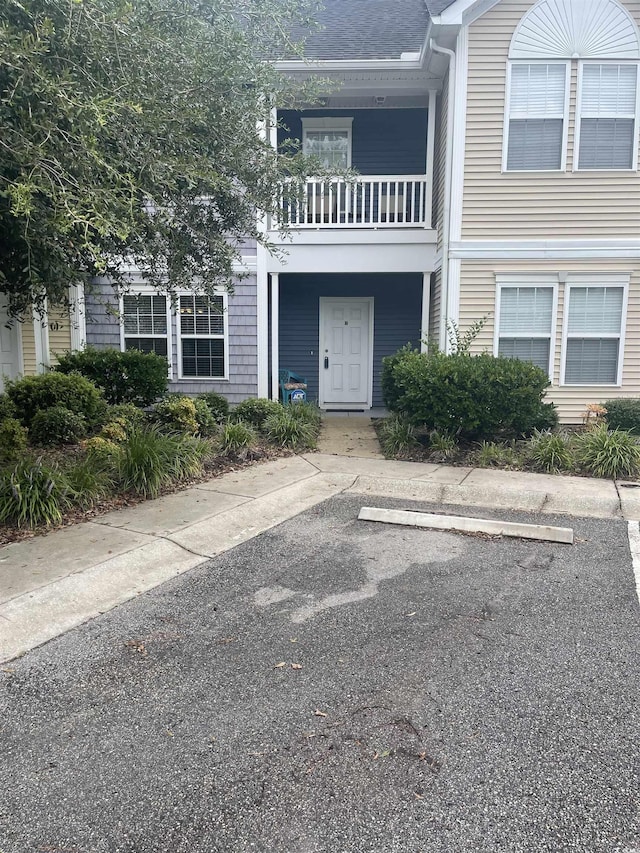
[{"left": 510, "top": 0, "right": 640, "bottom": 59}]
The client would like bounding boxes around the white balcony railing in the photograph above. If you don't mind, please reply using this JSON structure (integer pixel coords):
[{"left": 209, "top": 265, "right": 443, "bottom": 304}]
[{"left": 276, "top": 175, "right": 430, "bottom": 229}]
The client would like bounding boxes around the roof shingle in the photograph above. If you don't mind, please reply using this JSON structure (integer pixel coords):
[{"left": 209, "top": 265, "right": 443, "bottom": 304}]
[{"left": 289, "top": 0, "right": 431, "bottom": 60}]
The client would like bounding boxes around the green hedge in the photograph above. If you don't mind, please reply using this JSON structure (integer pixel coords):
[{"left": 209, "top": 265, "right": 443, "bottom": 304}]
[
  {"left": 603, "top": 399, "right": 640, "bottom": 434},
  {"left": 56, "top": 347, "right": 168, "bottom": 406},
  {"left": 7, "top": 372, "right": 105, "bottom": 428},
  {"left": 382, "top": 349, "right": 554, "bottom": 439}
]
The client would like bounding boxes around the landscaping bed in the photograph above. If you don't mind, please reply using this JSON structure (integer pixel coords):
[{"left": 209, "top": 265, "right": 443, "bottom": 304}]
[{"left": 0, "top": 348, "right": 321, "bottom": 540}]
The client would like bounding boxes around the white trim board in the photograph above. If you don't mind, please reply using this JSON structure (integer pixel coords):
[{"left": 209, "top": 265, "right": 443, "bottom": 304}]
[{"left": 450, "top": 240, "right": 640, "bottom": 260}]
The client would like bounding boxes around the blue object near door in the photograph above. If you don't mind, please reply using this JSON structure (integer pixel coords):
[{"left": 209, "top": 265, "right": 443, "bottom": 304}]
[{"left": 279, "top": 369, "right": 308, "bottom": 405}]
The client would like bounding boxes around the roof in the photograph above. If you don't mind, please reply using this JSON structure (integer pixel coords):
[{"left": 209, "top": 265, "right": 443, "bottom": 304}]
[
  {"left": 424, "top": 0, "right": 457, "bottom": 13},
  {"left": 288, "top": 0, "right": 431, "bottom": 61}
]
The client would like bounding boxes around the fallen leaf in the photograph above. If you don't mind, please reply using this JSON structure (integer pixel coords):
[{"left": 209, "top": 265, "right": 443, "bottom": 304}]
[
  {"left": 273, "top": 661, "right": 286, "bottom": 669},
  {"left": 289, "top": 638, "right": 298, "bottom": 643},
  {"left": 166, "top": 730, "right": 174, "bottom": 737},
  {"left": 404, "top": 611, "right": 417, "bottom": 618},
  {"left": 291, "top": 663, "right": 303, "bottom": 670},
  {"left": 314, "top": 709, "right": 328, "bottom": 717},
  {"left": 414, "top": 793, "right": 424, "bottom": 800}
]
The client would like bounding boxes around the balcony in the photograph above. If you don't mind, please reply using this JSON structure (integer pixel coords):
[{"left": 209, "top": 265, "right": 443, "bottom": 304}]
[{"left": 276, "top": 175, "right": 430, "bottom": 229}]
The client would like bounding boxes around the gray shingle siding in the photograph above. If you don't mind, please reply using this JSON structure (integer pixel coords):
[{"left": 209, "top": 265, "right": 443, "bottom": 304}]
[
  {"left": 279, "top": 108, "right": 428, "bottom": 175},
  {"left": 278, "top": 273, "right": 423, "bottom": 408},
  {"left": 85, "top": 277, "right": 258, "bottom": 404}
]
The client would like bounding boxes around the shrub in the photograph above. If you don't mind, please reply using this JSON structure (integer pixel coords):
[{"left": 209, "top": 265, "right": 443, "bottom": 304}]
[
  {"left": 602, "top": 399, "right": 640, "bottom": 434},
  {"left": 56, "top": 347, "right": 168, "bottom": 406},
  {"left": 116, "top": 427, "right": 207, "bottom": 497},
  {"left": 104, "top": 404, "right": 147, "bottom": 433},
  {"left": 470, "top": 440, "right": 522, "bottom": 469},
  {"left": 7, "top": 372, "right": 105, "bottom": 428},
  {"left": 83, "top": 436, "right": 120, "bottom": 466},
  {"left": 0, "top": 395, "right": 16, "bottom": 421},
  {"left": 532, "top": 402, "right": 559, "bottom": 432},
  {"left": 382, "top": 349, "right": 550, "bottom": 439},
  {"left": 232, "top": 397, "right": 282, "bottom": 429},
  {"left": 30, "top": 406, "right": 87, "bottom": 446},
  {"left": 197, "top": 392, "right": 229, "bottom": 424},
  {"left": 0, "top": 418, "right": 28, "bottom": 462},
  {"left": 379, "top": 415, "right": 418, "bottom": 457},
  {"left": 574, "top": 425, "right": 640, "bottom": 479},
  {"left": 0, "top": 457, "right": 74, "bottom": 527},
  {"left": 99, "top": 420, "right": 128, "bottom": 443},
  {"left": 193, "top": 398, "right": 217, "bottom": 436},
  {"left": 151, "top": 396, "right": 199, "bottom": 435},
  {"left": 527, "top": 430, "right": 574, "bottom": 473},
  {"left": 217, "top": 420, "right": 257, "bottom": 455},
  {"left": 263, "top": 409, "right": 317, "bottom": 450}
]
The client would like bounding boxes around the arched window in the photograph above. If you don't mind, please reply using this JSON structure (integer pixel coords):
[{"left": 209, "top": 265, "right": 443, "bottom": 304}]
[{"left": 504, "top": 0, "right": 640, "bottom": 171}]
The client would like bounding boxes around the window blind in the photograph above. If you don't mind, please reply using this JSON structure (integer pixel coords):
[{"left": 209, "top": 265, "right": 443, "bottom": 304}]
[
  {"left": 498, "top": 286, "right": 553, "bottom": 373},
  {"left": 507, "top": 64, "right": 566, "bottom": 171},
  {"left": 579, "top": 64, "right": 637, "bottom": 169},
  {"left": 564, "top": 286, "right": 624, "bottom": 385}
]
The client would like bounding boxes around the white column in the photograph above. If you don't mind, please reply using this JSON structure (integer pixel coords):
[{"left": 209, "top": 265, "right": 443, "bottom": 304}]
[
  {"left": 420, "top": 272, "right": 431, "bottom": 353},
  {"left": 32, "top": 302, "right": 50, "bottom": 373},
  {"left": 69, "top": 283, "right": 86, "bottom": 351},
  {"left": 425, "top": 90, "right": 437, "bottom": 227},
  {"left": 256, "top": 245, "right": 269, "bottom": 398},
  {"left": 270, "top": 273, "right": 280, "bottom": 401}
]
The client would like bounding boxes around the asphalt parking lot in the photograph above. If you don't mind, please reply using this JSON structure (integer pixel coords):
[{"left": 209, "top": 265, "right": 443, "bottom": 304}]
[{"left": 2, "top": 494, "right": 640, "bottom": 853}]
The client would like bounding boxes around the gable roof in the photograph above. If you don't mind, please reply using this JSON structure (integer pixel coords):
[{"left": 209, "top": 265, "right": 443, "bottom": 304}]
[
  {"left": 424, "top": 0, "right": 458, "bottom": 13},
  {"left": 289, "top": 0, "right": 431, "bottom": 60}
]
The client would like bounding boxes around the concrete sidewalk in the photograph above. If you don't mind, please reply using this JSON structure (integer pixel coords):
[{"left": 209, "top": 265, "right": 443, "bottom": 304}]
[{"left": 1, "top": 452, "right": 638, "bottom": 663}]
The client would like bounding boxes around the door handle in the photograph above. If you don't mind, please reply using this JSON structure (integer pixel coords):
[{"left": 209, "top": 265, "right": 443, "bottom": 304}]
[{"left": 324, "top": 357, "right": 329, "bottom": 369}]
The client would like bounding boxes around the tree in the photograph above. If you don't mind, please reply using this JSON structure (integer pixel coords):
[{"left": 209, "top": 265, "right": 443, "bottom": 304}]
[{"left": 0, "top": 0, "right": 321, "bottom": 315}]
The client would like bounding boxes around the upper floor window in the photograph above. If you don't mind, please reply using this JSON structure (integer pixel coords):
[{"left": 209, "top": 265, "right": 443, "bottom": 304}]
[
  {"left": 506, "top": 0, "right": 640, "bottom": 173},
  {"left": 577, "top": 63, "right": 638, "bottom": 170},
  {"left": 302, "top": 117, "right": 353, "bottom": 169},
  {"left": 505, "top": 63, "right": 568, "bottom": 171}
]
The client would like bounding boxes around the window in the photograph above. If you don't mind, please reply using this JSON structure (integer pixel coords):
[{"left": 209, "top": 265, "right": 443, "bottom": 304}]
[
  {"left": 562, "top": 284, "right": 626, "bottom": 385},
  {"left": 577, "top": 63, "right": 638, "bottom": 170},
  {"left": 496, "top": 284, "right": 555, "bottom": 376},
  {"left": 505, "top": 63, "right": 568, "bottom": 171},
  {"left": 178, "top": 293, "right": 227, "bottom": 379},
  {"left": 122, "top": 293, "right": 170, "bottom": 365},
  {"left": 302, "top": 118, "right": 352, "bottom": 168}
]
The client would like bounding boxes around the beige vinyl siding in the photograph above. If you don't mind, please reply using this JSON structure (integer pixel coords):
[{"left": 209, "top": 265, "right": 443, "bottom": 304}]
[
  {"left": 463, "top": 0, "right": 640, "bottom": 239},
  {"left": 20, "top": 319, "right": 37, "bottom": 376},
  {"left": 47, "top": 305, "right": 72, "bottom": 364},
  {"left": 434, "top": 70, "right": 449, "bottom": 250},
  {"left": 458, "top": 260, "right": 640, "bottom": 423}
]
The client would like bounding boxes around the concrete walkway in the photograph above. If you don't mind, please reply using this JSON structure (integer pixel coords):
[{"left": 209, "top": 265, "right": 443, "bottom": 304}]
[
  {"left": 316, "top": 414, "right": 383, "bottom": 458},
  {"left": 1, "top": 452, "right": 638, "bottom": 663}
]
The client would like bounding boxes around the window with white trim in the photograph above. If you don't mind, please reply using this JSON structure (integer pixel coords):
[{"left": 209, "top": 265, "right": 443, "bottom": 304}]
[
  {"left": 578, "top": 63, "right": 638, "bottom": 170},
  {"left": 563, "top": 285, "right": 625, "bottom": 385},
  {"left": 497, "top": 285, "right": 555, "bottom": 375},
  {"left": 302, "top": 118, "right": 352, "bottom": 168},
  {"left": 179, "top": 293, "right": 227, "bottom": 379},
  {"left": 122, "top": 294, "right": 170, "bottom": 361},
  {"left": 505, "top": 63, "right": 567, "bottom": 171}
]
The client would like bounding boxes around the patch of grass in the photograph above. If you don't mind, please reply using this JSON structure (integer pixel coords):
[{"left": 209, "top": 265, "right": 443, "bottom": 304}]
[
  {"left": 64, "top": 454, "right": 114, "bottom": 508},
  {"left": 526, "top": 430, "right": 575, "bottom": 473},
  {"left": 470, "top": 440, "right": 522, "bottom": 469},
  {"left": 117, "top": 427, "right": 207, "bottom": 497},
  {"left": 264, "top": 409, "right": 318, "bottom": 450},
  {"left": 379, "top": 415, "right": 418, "bottom": 457},
  {"left": 0, "top": 457, "right": 74, "bottom": 527},
  {"left": 428, "top": 430, "right": 458, "bottom": 460},
  {"left": 287, "top": 402, "right": 322, "bottom": 427},
  {"left": 574, "top": 424, "right": 640, "bottom": 479},
  {"left": 217, "top": 420, "right": 257, "bottom": 456}
]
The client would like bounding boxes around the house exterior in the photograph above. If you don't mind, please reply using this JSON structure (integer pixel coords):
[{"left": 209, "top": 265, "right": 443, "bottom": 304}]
[{"left": 31, "top": 0, "right": 640, "bottom": 422}]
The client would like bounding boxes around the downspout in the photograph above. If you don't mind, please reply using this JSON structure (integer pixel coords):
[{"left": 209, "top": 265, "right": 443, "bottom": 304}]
[{"left": 429, "top": 39, "right": 455, "bottom": 352}]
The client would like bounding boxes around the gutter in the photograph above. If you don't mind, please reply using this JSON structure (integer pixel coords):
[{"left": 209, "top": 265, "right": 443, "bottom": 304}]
[{"left": 429, "top": 38, "right": 455, "bottom": 352}]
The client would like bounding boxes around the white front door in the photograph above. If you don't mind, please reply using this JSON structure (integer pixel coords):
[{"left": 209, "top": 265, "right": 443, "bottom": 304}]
[
  {"left": 0, "top": 305, "right": 20, "bottom": 392},
  {"left": 319, "top": 298, "right": 373, "bottom": 408}
]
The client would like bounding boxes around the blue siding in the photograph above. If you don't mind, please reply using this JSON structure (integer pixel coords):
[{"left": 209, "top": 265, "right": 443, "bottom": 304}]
[
  {"left": 278, "top": 109, "right": 427, "bottom": 175},
  {"left": 278, "top": 274, "right": 422, "bottom": 407}
]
